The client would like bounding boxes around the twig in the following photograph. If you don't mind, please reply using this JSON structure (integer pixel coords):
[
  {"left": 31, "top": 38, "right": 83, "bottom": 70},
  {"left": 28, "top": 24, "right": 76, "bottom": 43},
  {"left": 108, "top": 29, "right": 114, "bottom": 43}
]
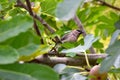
[
  {"left": 25, "top": 0, "right": 44, "bottom": 44},
  {"left": 15, "top": 0, "right": 61, "bottom": 44},
  {"left": 30, "top": 53, "right": 107, "bottom": 67},
  {"left": 73, "top": 15, "right": 96, "bottom": 54},
  {"left": 33, "top": 20, "right": 44, "bottom": 44},
  {"left": 25, "top": 0, "right": 34, "bottom": 16},
  {"left": 98, "top": 0, "right": 120, "bottom": 11},
  {"left": 15, "top": 0, "right": 55, "bottom": 34}
]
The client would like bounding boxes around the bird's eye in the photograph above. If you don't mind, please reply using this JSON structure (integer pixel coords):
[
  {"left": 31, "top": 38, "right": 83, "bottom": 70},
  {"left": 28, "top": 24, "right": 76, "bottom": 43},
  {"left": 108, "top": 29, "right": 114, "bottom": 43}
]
[{"left": 76, "top": 30, "right": 83, "bottom": 33}]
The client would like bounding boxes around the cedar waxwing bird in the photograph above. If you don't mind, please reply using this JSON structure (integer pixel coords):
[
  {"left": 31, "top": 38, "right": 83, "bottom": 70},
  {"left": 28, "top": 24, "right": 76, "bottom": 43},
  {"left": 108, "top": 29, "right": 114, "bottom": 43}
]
[
  {"left": 61, "top": 30, "right": 83, "bottom": 43},
  {"left": 50, "top": 30, "right": 83, "bottom": 52}
]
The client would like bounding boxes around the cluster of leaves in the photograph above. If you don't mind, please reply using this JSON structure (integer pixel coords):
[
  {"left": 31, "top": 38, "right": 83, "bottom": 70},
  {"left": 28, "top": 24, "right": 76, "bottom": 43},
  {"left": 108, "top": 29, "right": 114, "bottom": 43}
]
[{"left": 0, "top": 0, "right": 120, "bottom": 80}]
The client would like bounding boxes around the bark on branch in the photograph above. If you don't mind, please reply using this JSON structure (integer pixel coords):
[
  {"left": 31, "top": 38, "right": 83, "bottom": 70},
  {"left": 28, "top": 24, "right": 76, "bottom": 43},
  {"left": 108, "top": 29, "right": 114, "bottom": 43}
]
[
  {"left": 15, "top": 0, "right": 55, "bottom": 33},
  {"left": 98, "top": 0, "right": 120, "bottom": 11},
  {"left": 30, "top": 53, "right": 107, "bottom": 67}
]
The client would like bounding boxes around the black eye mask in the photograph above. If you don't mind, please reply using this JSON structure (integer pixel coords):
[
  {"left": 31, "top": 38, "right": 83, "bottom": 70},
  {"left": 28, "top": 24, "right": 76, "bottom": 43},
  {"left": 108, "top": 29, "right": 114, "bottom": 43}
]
[{"left": 76, "top": 30, "right": 83, "bottom": 34}]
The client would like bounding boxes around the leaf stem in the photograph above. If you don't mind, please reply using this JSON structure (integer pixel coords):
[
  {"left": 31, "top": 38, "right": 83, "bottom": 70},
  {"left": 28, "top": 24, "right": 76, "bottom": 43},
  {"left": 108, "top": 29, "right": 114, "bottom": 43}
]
[{"left": 84, "top": 51, "right": 91, "bottom": 68}]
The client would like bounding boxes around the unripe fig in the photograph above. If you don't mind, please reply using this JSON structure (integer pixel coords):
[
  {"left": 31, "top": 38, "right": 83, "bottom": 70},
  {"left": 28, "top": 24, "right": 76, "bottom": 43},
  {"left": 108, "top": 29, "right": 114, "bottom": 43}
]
[{"left": 89, "top": 65, "right": 107, "bottom": 80}]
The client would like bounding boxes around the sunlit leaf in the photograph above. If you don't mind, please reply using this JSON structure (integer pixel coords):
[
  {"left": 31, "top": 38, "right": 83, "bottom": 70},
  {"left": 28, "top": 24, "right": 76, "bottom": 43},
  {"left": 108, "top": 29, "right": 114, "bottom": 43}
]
[
  {"left": 56, "top": 0, "right": 84, "bottom": 21},
  {"left": 18, "top": 44, "right": 52, "bottom": 61},
  {"left": 0, "top": 63, "right": 59, "bottom": 80},
  {"left": 0, "top": 45, "right": 19, "bottom": 64},
  {"left": 41, "top": 0, "right": 58, "bottom": 16},
  {"left": 93, "top": 41, "right": 104, "bottom": 48}
]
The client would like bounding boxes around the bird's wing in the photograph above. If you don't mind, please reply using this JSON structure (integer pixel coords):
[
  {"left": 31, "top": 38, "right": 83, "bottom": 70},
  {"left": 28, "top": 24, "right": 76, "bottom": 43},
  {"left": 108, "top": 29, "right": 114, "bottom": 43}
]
[{"left": 61, "top": 33, "right": 69, "bottom": 41}]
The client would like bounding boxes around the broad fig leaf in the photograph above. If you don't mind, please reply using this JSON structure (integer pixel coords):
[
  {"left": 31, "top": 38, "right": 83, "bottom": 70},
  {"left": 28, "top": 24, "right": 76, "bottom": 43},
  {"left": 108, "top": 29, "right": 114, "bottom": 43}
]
[
  {"left": 100, "top": 40, "right": 120, "bottom": 73},
  {"left": 114, "top": 55, "right": 120, "bottom": 68},
  {"left": 109, "top": 30, "right": 120, "bottom": 46},
  {"left": 18, "top": 44, "right": 52, "bottom": 61},
  {"left": 61, "top": 34, "right": 99, "bottom": 53},
  {"left": 0, "top": 70, "right": 36, "bottom": 80},
  {"left": 1, "top": 30, "right": 40, "bottom": 49},
  {"left": 84, "top": 34, "right": 99, "bottom": 50},
  {"left": 54, "top": 64, "right": 66, "bottom": 74},
  {"left": 0, "top": 15, "right": 33, "bottom": 42},
  {"left": 60, "top": 66, "right": 86, "bottom": 80},
  {"left": 56, "top": 0, "right": 84, "bottom": 21},
  {"left": 18, "top": 43, "right": 39, "bottom": 61},
  {"left": 61, "top": 73, "right": 86, "bottom": 80},
  {"left": 0, "top": 45, "right": 19, "bottom": 64},
  {"left": 61, "top": 45, "right": 85, "bottom": 53},
  {"left": 0, "top": 63, "right": 59, "bottom": 80}
]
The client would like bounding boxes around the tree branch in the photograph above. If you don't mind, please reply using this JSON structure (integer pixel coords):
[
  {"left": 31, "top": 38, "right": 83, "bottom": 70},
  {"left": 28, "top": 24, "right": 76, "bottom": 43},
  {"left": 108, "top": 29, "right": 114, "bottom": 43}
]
[
  {"left": 15, "top": 0, "right": 55, "bottom": 34},
  {"left": 25, "top": 0, "right": 44, "bottom": 44},
  {"left": 48, "top": 51, "right": 107, "bottom": 59},
  {"left": 30, "top": 54, "right": 107, "bottom": 67},
  {"left": 98, "top": 0, "right": 120, "bottom": 11},
  {"left": 73, "top": 15, "right": 96, "bottom": 54},
  {"left": 33, "top": 20, "right": 44, "bottom": 44},
  {"left": 15, "top": 0, "right": 61, "bottom": 43}
]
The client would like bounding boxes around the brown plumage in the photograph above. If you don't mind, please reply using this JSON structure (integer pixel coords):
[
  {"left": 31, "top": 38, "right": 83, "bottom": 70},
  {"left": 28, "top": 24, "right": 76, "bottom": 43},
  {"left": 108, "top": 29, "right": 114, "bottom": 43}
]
[
  {"left": 50, "top": 30, "right": 83, "bottom": 52},
  {"left": 61, "top": 30, "right": 83, "bottom": 43}
]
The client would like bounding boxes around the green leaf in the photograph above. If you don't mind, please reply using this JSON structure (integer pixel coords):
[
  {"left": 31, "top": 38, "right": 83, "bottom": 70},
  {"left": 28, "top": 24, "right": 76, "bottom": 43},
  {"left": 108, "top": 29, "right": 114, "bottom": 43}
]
[
  {"left": 61, "top": 42, "right": 77, "bottom": 49},
  {"left": 93, "top": 41, "right": 104, "bottom": 48},
  {"left": 100, "top": 40, "right": 120, "bottom": 73},
  {"left": 109, "top": 68, "right": 120, "bottom": 73},
  {"left": 98, "top": 15, "right": 113, "bottom": 25},
  {"left": 110, "top": 12, "right": 119, "bottom": 21},
  {"left": 0, "top": 15, "right": 33, "bottom": 42},
  {"left": 109, "top": 30, "right": 120, "bottom": 46},
  {"left": 18, "top": 43, "right": 39, "bottom": 56},
  {"left": 61, "top": 34, "right": 99, "bottom": 53},
  {"left": 18, "top": 44, "right": 52, "bottom": 61},
  {"left": 18, "top": 43, "right": 39, "bottom": 61},
  {"left": 62, "top": 67, "right": 80, "bottom": 74},
  {"left": 41, "top": 0, "right": 58, "bottom": 16},
  {"left": 66, "top": 52, "right": 77, "bottom": 57},
  {"left": 0, "top": 4, "right": 2, "bottom": 11},
  {"left": 1, "top": 30, "right": 40, "bottom": 49},
  {"left": 114, "top": 55, "right": 120, "bottom": 68},
  {"left": 115, "top": 20, "right": 120, "bottom": 29},
  {"left": 61, "top": 45, "right": 85, "bottom": 53},
  {"left": 56, "top": 0, "right": 84, "bottom": 21},
  {"left": 0, "top": 63, "right": 59, "bottom": 80},
  {"left": 61, "top": 73, "right": 87, "bottom": 80},
  {"left": 61, "top": 67, "right": 86, "bottom": 80},
  {"left": 59, "top": 66, "right": 87, "bottom": 80},
  {"left": 54, "top": 64, "right": 66, "bottom": 74},
  {"left": 0, "top": 70, "right": 36, "bottom": 80},
  {"left": 84, "top": 34, "right": 99, "bottom": 50},
  {"left": 0, "top": 45, "right": 19, "bottom": 64}
]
